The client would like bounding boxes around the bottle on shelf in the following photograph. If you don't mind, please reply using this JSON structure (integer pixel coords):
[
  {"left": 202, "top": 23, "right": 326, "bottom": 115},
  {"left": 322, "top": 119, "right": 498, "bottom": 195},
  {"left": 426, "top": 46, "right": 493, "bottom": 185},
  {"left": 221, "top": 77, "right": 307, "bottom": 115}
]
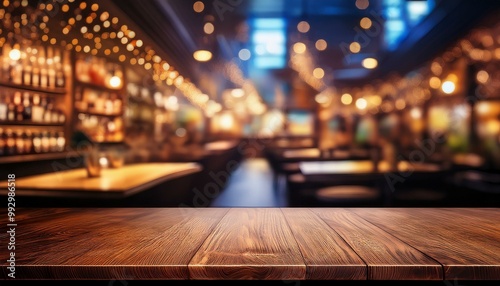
[
  {"left": 0, "top": 93, "right": 7, "bottom": 121},
  {"left": 24, "top": 130, "right": 33, "bottom": 154},
  {"left": 56, "top": 131, "right": 65, "bottom": 152},
  {"left": 43, "top": 98, "right": 52, "bottom": 123},
  {"left": 0, "top": 128, "right": 5, "bottom": 156},
  {"left": 41, "top": 131, "right": 50, "bottom": 153},
  {"left": 13, "top": 92, "right": 24, "bottom": 122},
  {"left": 31, "top": 94, "right": 44, "bottom": 123},
  {"left": 49, "top": 131, "right": 57, "bottom": 153},
  {"left": 5, "top": 129, "right": 16, "bottom": 155},
  {"left": 22, "top": 92, "right": 32, "bottom": 121},
  {"left": 7, "top": 95, "right": 15, "bottom": 121},
  {"left": 15, "top": 130, "right": 24, "bottom": 155},
  {"left": 33, "top": 132, "right": 42, "bottom": 153}
]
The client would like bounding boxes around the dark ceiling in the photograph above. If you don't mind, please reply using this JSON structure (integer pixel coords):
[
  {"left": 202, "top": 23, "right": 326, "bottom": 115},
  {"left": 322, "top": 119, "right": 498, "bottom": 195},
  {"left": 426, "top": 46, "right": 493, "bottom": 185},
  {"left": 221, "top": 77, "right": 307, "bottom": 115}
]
[{"left": 112, "top": 0, "right": 500, "bottom": 106}]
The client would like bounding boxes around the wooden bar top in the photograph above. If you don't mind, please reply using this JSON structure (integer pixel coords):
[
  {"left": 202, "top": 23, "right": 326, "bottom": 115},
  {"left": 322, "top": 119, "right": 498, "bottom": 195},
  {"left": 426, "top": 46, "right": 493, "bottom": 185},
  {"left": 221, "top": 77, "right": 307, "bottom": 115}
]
[
  {"left": 0, "top": 163, "right": 202, "bottom": 198},
  {"left": 1, "top": 208, "right": 498, "bottom": 280}
]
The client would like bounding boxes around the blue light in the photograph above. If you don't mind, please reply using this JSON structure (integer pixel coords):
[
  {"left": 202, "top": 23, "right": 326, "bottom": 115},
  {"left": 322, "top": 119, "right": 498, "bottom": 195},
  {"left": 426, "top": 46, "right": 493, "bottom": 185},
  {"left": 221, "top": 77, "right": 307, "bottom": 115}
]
[
  {"left": 407, "top": 1, "right": 430, "bottom": 25},
  {"left": 250, "top": 18, "right": 287, "bottom": 69},
  {"left": 254, "top": 56, "right": 286, "bottom": 69},
  {"left": 253, "top": 18, "right": 286, "bottom": 29},
  {"left": 252, "top": 31, "right": 286, "bottom": 44}
]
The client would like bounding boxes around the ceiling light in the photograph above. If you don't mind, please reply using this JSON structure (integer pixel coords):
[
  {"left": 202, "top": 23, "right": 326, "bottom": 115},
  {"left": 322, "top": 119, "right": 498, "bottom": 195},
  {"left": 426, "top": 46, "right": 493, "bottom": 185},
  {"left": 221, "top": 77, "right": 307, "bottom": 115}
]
[
  {"left": 315, "top": 39, "right": 327, "bottom": 51},
  {"left": 362, "top": 58, "right": 378, "bottom": 69},
  {"left": 356, "top": 98, "right": 368, "bottom": 110},
  {"left": 350, "top": 42, "right": 361, "bottom": 53},
  {"left": 293, "top": 42, "right": 306, "bottom": 54},
  {"left": 341, "top": 93, "right": 353, "bottom": 105},
  {"left": 238, "top": 49, "right": 251, "bottom": 61},
  {"left": 193, "top": 50, "right": 212, "bottom": 62},
  {"left": 297, "top": 21, "right": 310, "bottom": 33},
  {"left": 441, "top": 81, "right": 456, "bottom": 94},
  {"left": 360, "top": 17, "right": 372, "bottom": 29}
]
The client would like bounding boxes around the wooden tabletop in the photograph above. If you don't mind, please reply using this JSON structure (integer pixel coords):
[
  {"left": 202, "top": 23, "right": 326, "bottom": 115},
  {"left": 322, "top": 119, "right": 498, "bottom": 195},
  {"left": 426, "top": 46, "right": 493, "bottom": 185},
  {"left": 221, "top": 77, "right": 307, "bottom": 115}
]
[
  {"left": 300, "top": 160, "right": 442, "bottom": 175},
  {"left": 0, "top": 163, "right": 202, "bottom": 199},
  {"left": 1, "top": 208, "right": 498, "bottom": 280}
]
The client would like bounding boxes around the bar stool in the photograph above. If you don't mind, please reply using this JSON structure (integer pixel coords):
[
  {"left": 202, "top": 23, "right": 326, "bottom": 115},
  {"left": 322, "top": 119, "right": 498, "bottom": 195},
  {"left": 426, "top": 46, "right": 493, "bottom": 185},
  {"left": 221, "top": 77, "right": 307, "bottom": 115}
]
[{"left": 314, "top": 185, "right": 382, "bottom": 206}]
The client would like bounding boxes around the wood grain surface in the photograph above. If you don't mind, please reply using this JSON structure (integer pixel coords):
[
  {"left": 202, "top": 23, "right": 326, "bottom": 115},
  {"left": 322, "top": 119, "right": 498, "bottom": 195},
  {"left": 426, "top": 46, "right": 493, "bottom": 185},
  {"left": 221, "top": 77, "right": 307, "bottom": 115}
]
[
  {"left": 311, "top": 209, "right": 442, "bottom": 280},
  {"left": 0, "top": 208, "right": 499, "bottom": 280},
  {"left": 1, "top": 208, "right": 228, "bottom": 279},
  {"left": 352, "top": 208, "right": 500, "bottom": 280},
  {"left": 0, "top": 163, "right": 202, "bottom": 198},
  {"left": 188, "top": 208, "right": 306, "bottom": 280},
  {"left": 280, "top": 208, "right": 366, "bottom": 280}
]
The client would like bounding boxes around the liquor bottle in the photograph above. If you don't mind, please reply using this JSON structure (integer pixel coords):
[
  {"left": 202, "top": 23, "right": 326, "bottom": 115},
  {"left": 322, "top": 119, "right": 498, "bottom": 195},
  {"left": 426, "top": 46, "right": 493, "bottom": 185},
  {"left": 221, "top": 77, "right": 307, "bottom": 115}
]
[
  {"left": 55, "top": 49, "right": 65, "bottom": 88},
  {"left": 56, "top": 131, "right": 65, "bottom": 152},
  {"left": 15, "top": 130, "right": 24, "bottom": 155},
  {"left": 0, "top": 93, "right": 7, "bottom": 121},
  {"left": 14, "top": 92, "right": 24, "bottom": 122},
  {"left": 43, "top": 98, "right": 52, "bottom": 123},
  {"left": 31, "top": 94, "right": 44, "bottom": 122},
  {"left": 41, "top": 131, "right": 50, "bottom": 153},
  {"left": 22, "top": 93, "right": 32, "bottom": 120},
  {"left": 24, "top": 130, "right": 32, "bottom": 154},
  {"left": 33, "top": 132, "right": 42, "bottom": 153},
  {"left": 49, "top": 131, "right": 57, "bottom": 152},
  {"left": 5, "top": 129, "right": 16, "bottom": 155},
  {"left": 7, "top": 97, "right": 15, "bottom": 122},
  {"left": 22, "top": 54, "right": 32, "bottom": 86},
  {"left": 0, "top": 128, "right": 5, "bottom": 156}
]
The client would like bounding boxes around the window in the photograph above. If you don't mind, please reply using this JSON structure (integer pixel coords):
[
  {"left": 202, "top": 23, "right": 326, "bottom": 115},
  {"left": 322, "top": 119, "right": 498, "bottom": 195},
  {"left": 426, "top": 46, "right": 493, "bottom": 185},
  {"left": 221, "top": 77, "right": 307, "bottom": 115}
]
[{"left": 250, "top": 18, "right": 287, "bottom": 69}]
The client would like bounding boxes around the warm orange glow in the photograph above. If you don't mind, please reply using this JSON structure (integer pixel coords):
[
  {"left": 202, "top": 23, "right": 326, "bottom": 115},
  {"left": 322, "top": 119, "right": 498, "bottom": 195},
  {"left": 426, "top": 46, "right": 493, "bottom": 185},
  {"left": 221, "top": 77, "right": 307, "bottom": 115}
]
[
  {"left": 362, "top": 58, "right": 378, "bottom": 69},
  {"left": 350, "top": 42, "right": 361, "bottom": 53},
  {"left": 315, "top": 39, "right": 327, "bottom": 51},
  {"left": 360, "top": 17, "right": 372, "bottom": 29},
  {"left": 193, "top": 50, "right": 212, "bottom": 62},
  {"left": 297, "top": 21, "right": 310, "bottom": 33},
  {"left": 293, "top": 42, "right": 306, "bottom": 54}
]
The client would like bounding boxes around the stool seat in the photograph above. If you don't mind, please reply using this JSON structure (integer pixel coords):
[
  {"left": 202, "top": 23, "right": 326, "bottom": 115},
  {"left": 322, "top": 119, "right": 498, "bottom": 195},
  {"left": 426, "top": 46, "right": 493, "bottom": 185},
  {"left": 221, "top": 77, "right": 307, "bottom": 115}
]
[
  {"left": 281, "top": 163, "right": 301, "bottom": 172},
  {"left": 315, "top": 186, "right": 380, "bottom": 202},
  {"left": 288, "top": 173, "right": 306, "bottom": 183}
]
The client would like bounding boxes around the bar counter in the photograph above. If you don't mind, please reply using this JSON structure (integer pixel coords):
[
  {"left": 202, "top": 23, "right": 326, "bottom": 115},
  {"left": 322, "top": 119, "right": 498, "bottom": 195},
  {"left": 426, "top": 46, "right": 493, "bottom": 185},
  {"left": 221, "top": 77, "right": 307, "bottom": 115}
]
[
  {"left": 1, "top": 208, "right": 498, "bottom": 280},
  {"left": 0, "top": 163, "right": 202, "bottom": 199}
]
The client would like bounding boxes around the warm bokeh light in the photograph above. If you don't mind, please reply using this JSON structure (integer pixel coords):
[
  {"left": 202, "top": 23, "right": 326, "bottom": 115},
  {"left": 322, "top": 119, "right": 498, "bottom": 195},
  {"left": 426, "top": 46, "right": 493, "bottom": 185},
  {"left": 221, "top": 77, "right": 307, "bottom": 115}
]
[
  {"left": 8, "top": 48, "right": 21, "bottom": 61},
  {"left": 193, "top": 50, "right": 212, "bottom": 62},
  {"left": 231, "top": 88, "right": 245, "bottom": 98},
  {"left": 429, "top": 77, "right": 441, "bottom": 89},
  {"left": 350, "top": 42, "right": 361, "bottom": 53},
  {"left": 315, "top": 39, "right": 327, "bottom": 51},
  {"left": 109, "top": 76, "right": 122, "bottom": 88},
  {"left": 313, "top": 68, "right": 325, "bottom": 79},
  {"left": 203, "top": 22, "right": 214, "bottom": 34},
  {"left": 410, "top": 107, "right": 422, "bottom": 119},
  {"left": 441, "top": 81, "right": 456, "bottom": 94},
  {"left": 193, "top": 1, "right": 204, "bottom": 13},
  {"left": 360, "top": 17, "right": 372, "bottom": 29},
  {"left": 293, "top": 42, "right": 307, "bottom": 54},
  {"left": 476, "top": 70, "right": 489, "bottom": 83},
  {"left": 341, "top": 93, "right": 353, "bottom": 105},
  {"left": 355, "top": 0, "right": 369, "bottom": 10},
  {"left": 356, "top": 98, "right": 368, "bottom": 110},
  {"left": 297, "top": 21, "right": 310, "bottom": 33},
  {"left": 362, "top": 58, "right": 378, "bottom": 69}
]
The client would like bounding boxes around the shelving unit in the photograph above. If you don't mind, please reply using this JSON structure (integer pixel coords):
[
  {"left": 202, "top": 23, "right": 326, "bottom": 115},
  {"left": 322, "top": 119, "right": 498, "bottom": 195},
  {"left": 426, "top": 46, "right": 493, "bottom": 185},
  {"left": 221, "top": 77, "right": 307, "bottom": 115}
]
[
  {"left": 0, "top": 44, "right": 72, "bottom": 163},
  {"left": 72, "top": 53, "right": 126, "bottom": 145}
]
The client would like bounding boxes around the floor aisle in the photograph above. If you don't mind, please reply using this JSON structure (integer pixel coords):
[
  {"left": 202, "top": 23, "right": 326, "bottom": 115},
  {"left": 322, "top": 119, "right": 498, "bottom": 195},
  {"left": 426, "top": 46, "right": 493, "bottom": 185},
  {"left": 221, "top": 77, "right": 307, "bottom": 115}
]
[{"left": 210, "top": 159, "right": 287, "bottom": 207}]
